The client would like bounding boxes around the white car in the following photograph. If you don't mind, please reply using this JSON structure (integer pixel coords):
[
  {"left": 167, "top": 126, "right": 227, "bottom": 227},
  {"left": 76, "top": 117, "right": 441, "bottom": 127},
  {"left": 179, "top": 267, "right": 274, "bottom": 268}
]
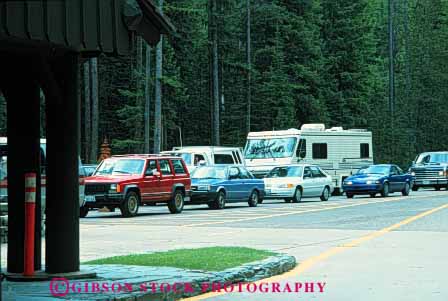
[
  {"left": 161, "top": 146, "right": 244, "bottom": 173},
  {"left": 264, "top": 164, "right": 333, "bottom": 203}
]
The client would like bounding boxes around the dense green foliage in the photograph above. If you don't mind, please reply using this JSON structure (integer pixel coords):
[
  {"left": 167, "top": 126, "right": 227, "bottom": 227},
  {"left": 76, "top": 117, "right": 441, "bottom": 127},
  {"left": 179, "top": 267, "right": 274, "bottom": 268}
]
[{"left": 1, "top": 0, "right": 446, "bottom": 169}]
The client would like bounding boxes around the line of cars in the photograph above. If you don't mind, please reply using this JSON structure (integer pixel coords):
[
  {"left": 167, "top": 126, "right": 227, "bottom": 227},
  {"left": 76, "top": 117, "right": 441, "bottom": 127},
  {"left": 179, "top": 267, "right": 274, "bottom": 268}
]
[
  {"left": 81, "top": 154, "right": 335, "bottom": 217},
  {"left": 81, "top": 150, "right": 448, "bottom": 218}
]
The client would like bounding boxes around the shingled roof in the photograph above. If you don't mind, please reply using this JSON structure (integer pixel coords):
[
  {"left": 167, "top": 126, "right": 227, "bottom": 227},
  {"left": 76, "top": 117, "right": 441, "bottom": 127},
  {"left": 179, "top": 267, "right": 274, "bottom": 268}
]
[{"left": 0, "top": 0, "right": 175, "bottom": 54}]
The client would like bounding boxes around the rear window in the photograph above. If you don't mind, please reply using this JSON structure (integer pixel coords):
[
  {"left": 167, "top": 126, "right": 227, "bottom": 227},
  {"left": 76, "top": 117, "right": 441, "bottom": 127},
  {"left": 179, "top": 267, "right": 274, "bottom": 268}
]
[
  {"left": 171, "top": 159, "right": 187, "bottom": 174},
  {"left": 214, "top": 154, "right": 234, "bottom": 164}
]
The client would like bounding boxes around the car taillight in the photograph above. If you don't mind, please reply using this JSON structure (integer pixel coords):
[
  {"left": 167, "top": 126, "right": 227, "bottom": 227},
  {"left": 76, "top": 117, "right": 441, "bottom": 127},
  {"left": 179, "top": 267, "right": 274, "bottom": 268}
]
[{"left": 79, "top": 176, "right": 85, "bottom": 186}]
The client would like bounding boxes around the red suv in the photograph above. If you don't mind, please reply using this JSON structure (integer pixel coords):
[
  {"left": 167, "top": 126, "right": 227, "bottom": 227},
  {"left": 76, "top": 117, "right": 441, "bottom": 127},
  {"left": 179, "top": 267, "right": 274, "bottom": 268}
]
[{"left": 82, "top": 155, "right": 191, "bottom": 217}]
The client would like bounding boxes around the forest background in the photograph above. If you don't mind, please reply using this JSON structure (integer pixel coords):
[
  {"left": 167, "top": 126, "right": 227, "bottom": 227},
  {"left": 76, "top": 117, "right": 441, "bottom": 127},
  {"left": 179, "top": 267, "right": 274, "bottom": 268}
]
[{"left": 0, "top": 0, "right": 447, "bottom": 169}]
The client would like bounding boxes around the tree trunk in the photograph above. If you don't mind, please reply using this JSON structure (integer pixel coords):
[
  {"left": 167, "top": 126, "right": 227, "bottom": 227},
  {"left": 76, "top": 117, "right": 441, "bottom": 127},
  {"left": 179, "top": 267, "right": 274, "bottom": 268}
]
[
  {"left": 246, "top": 0, "right": 251, "bottom": 134},
  {"left": 135, "top": 36, "right": 144, "bottom": 144},
  {"left": 83, "top": 61, "right": 91, "bottom": 163},
  {"left": 90, "top": 58, "right": 99, "bottom": 162},
  {"left": 144, "top": 44, "right": 151, "bottom": 153},
  {"left": 211, "top": 0, "right": 220, "bottom": 145},
  {"left": 153, "top": 0, "right": 163, "bottom": 154}
]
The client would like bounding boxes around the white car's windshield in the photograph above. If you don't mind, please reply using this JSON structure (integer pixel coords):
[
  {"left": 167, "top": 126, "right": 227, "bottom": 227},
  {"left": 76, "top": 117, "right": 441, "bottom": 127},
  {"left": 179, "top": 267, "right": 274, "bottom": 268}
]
[
  {"left": 416, "top": 153, "right": 448, "bottom": 164},
  {"left": 244, "top": 137, "right": 297, "bottom": 159},
  {"left": 191, "top": 166, "right": 227, "bottom": 179},
  {"left": 357, "top": 165, "right": 389, "bottom": 175},
  {"left": 266, "top": 166, "right": 303, "bottom": 178},
  {"left": 95, "top": 159, "right": 145, "bottom": 175}
]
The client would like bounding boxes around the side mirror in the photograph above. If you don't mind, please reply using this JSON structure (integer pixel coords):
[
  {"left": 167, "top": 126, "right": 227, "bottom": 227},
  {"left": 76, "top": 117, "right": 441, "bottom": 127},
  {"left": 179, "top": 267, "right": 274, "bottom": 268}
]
[
  {"left": 153, "top": 171, "right": 161, "bottom": 177},
  {"left": 198, "top": 160, "right": 207, "bottom": 166}
]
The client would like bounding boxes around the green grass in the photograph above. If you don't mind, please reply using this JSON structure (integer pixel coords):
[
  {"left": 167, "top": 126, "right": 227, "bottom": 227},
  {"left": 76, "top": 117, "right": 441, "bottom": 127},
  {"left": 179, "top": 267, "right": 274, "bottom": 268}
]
[{"left": 84, "top": 247, "right": 276, "bottom": 271}]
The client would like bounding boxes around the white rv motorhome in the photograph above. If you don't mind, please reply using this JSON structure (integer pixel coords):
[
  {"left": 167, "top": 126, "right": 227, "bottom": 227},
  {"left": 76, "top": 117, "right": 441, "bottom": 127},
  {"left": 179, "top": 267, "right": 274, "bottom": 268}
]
[{"left": 243, "top": 124, "right": 373, "bottom": 193}]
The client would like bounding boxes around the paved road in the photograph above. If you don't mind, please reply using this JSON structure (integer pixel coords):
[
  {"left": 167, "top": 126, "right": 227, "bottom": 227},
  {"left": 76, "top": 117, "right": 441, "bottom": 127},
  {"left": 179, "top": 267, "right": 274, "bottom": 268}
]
[
  {"left": 77, "top": 189, "right": 448, "bottom": 300},
  {"left": 2, "top": 189, "right": 447, "bottom": 300}
]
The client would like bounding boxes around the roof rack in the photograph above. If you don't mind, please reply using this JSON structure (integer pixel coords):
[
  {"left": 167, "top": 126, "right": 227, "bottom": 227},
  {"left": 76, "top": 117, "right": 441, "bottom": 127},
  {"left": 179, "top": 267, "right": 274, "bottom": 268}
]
[{"left": 111, "top": 154, "right": 175, "bottom": 158}]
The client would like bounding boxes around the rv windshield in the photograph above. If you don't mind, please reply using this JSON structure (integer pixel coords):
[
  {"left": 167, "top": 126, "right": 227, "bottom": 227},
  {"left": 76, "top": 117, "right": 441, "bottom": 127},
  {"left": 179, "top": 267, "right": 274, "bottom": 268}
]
[
  {"left": 244, "top": 137, "right": 297, "bottom": 159},
  {"left": 415, "top": 153, "right": 448, "bottom": 164}
]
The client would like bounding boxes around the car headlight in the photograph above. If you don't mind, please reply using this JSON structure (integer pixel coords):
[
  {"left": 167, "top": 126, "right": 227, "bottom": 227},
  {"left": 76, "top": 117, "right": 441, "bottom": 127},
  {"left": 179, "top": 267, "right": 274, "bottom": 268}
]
[
  {"left": 278, "top": 184, "right": 294, "bottom": 188},
  {"left": 345, "top": 181, "right": 353, "bottom": 185},
  {"left": 439, "top": 171, "right": 444, "bottom": 176},
  {"left": 411, "top": 171, "right": 415, "bottom": 176},
  {"left": 109, "top": 184, "right": 121, "bottom": 193},
  {"left": 198, "top": 184, "right": 211, "bottom": 191}
]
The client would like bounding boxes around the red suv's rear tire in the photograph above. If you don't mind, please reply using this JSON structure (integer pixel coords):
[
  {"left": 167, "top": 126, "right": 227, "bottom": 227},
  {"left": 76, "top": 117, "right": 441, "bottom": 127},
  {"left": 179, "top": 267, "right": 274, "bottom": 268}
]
[
  {"left": 120, "top": 191, "right": 140, "bottom": 217},
  {"left": 168, "top": 190, "right": 184, "bottom": 214}
]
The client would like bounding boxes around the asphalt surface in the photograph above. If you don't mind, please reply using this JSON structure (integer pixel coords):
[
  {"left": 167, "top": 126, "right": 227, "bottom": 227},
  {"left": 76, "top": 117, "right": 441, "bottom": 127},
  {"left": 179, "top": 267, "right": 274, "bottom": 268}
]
[
  {"left": 3, "top": 189, "right": 447, "bottom": 300},
  {"left": 77, "top": 189, "right": 448, "bottom": 301}
]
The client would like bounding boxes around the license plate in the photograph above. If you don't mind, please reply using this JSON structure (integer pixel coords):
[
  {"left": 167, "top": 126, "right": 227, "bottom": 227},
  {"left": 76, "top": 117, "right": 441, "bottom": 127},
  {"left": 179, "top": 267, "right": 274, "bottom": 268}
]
[
  {"left": 423, "top": 180, "right": 430, "bottom": 185},
  {"left": 85, "top": 195, "right": 96, "bottom": 202}
]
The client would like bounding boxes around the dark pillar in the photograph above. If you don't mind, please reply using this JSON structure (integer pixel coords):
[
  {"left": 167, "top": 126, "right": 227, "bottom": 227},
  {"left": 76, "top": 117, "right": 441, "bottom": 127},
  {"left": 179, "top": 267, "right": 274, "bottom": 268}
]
[
  {"left": 45, "top": 52, "right": 80, "bottom": 273},
  {"left": 1, "top": 55, "right": 41, "bottom": 273}
]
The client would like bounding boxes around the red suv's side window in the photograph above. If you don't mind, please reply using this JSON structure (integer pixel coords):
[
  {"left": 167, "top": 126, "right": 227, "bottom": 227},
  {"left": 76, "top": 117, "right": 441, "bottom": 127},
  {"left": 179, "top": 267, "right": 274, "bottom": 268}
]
[
  {"left": 172, "top": 159, "right": 187, "bottom": 174},
  {"left": 159, "top": 159, "right": 173, "bottom": 175},
  {"left": 145, "top": 160, "right": 158, "bottom": 176}
]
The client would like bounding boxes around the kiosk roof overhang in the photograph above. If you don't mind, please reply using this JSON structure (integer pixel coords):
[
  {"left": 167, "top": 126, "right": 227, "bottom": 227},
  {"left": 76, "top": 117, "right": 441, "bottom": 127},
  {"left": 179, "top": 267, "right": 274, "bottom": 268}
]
[{"left": 0, "top": 0, "right": 174, "bottom": 55}]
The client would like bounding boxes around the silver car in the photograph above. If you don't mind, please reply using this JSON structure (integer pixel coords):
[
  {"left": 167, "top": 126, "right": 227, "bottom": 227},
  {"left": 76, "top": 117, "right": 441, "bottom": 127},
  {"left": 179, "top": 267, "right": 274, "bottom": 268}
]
[{"left": 264, "top": 164, "right": 333, "bottom": 203}]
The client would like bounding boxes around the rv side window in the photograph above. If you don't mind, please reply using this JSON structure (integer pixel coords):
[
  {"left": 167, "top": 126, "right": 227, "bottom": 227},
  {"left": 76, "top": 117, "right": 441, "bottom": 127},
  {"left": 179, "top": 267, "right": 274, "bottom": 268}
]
[
  {"left": 296, "top": 139, "right": 306, "bottom": 158},
  {"left": 312, "top": 143, "right": 327, "bottom": 159},
  {"left": 360, "top": 143, "right": 370, "bottom": 158},
  {"left": 214, "top": 154, "right": 234, "bottom": 164}
]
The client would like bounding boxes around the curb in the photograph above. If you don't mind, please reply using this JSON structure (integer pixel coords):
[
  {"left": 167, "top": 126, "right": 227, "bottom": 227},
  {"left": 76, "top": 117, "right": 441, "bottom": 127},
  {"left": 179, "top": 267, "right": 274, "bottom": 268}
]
[{"left": 115, "top": 253, "right": 296, "bottom": 301}]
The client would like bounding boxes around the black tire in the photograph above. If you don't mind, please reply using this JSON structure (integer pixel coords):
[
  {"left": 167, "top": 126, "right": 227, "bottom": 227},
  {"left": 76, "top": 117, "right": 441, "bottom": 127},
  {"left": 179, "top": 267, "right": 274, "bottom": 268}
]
[
  {"left": 80, "top": 206, "right": 89, "bottom": 218},
  {"left": 248, "top": 190, "right": 259, "bottom": 207},
  {"left": 370, "top": 193, "right": 376, "bottom": 198},
  {"left": 381, "top": 183, "right": 390, "bottom": 197},
  {"left": 292, "top": 187, "right": 302, "bottom": 203},
  {"left": 284, "top": 198, "right": 292, "bottom": 203},
  {"left": 412, "top": 185, "right": 419, "bottom": 191},
  {"left": 320, "top": 186, "right": 330, "bottom": 202},
  {"left": 168, "top": 189, "right": 184, "bottom": 214},
  {"left": 332, "top": 187, "right": 342, "bottom": 196},
  {"left": 209, "top": 191, "right": 226, "bottom": 210},
  {"left": 120, "top": 191, "right": 140, "bottom": 217},
  {"left": 402, "top": 182, "right": 410, "bottom": 196},
  {"left": 346, "top": 193, "right": 354, "bottom": 199}
]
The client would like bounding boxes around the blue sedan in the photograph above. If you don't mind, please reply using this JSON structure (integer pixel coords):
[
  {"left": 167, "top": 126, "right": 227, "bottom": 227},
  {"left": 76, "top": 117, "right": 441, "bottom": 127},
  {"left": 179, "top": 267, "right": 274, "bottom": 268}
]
[
  {"left": 342, "top": 164, "right": 413, "bottom": 198},
  {"left": 188, "top": 165, "right": 265, "bottom": 209}
]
